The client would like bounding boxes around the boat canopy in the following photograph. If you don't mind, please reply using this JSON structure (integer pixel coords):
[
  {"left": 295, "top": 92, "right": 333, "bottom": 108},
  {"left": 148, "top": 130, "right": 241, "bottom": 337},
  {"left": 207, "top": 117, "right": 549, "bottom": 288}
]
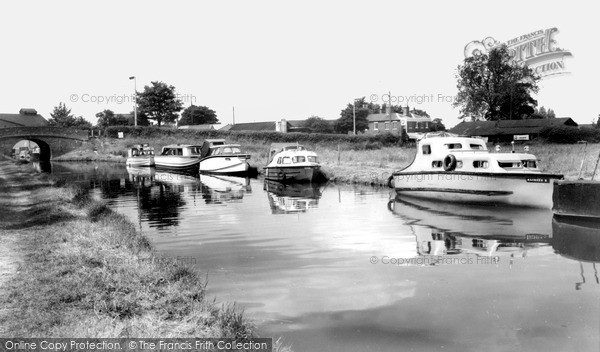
[{"left": 268, "top": 143, "right": 305, "bottom": 162}]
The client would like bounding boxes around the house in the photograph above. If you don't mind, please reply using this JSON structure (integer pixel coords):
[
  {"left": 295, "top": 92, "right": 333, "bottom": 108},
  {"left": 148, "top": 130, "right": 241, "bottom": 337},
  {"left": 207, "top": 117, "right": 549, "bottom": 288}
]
[
  {"left": 449, "top": 117, "right": 578, "bottom": 142},
  {"left": 0, "top": 108, "right": 48, "bottom": 128},
  {"left": 367, "top": 106, "right": 432, "bottom": 139}
]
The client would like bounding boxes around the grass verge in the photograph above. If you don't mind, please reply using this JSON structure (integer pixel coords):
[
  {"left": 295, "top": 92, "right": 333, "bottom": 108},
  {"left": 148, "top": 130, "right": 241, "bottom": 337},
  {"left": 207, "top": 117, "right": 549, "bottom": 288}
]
[{"left": 0, "top": 161, "right": 291, "bottom": 348}]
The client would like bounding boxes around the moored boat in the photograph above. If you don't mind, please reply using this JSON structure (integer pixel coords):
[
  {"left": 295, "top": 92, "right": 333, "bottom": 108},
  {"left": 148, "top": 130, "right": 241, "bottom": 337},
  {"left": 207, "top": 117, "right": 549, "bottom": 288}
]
[
  {"left": 126, "top": 144, "right": 155, "bottom": 167},
  {"left": 198, "top": 139, "right": 251, "bottom": 175},
  {"left": 154, "top": 144, "right": 201, "bottom": 172},
  {"left": 264, "top": 143, "right": 322, "bottom": 183},
  {"left": 390, "top": 132, "right": 563, "bottom": 208}
]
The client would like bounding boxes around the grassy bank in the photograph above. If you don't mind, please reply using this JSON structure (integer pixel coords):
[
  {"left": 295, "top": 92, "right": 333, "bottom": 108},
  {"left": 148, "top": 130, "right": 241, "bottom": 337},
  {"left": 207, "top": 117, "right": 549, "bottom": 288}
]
[
  {"left": 52, "top": 133, "right": 600, "bottom": 183},
  {"left": 0, "top": 161, "right": 287, "bottom": 347}
]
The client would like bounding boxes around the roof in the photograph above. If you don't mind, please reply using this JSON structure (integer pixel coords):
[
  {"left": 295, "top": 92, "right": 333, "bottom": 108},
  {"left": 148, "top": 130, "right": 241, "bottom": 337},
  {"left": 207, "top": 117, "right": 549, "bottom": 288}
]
[
  {"left": 228, "top": 121, "right": 278, "bottom": 131},
  {"left": 0, "top": 109, "right": 48, "bottom": 128},
  {"left": 449, "top": 118, "right": 578, "bottom": 136},
  {"left": 178, "top": 124, "right": 217, "bottom": 130},
  {"left": 269, "top": 143, "right": 304, "bottom": 149},
  {"left": 219, "top": 124, "right": 233, "bottom": 131},
  {"left": 367, "top": 112, "right": 432, "bottom": 122},
  {"left": 367, "top": 113, "right": 401, "bottom": 122}
]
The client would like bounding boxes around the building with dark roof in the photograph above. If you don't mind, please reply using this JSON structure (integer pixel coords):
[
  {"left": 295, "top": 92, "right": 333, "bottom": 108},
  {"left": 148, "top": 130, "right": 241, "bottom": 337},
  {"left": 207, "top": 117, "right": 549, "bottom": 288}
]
[
  {"left": 366, "top": 106, "right": 432, "bottom": 139},
  {"left": 0, "top": 108, "right": 48, "bottom": 128},
  {"left": 448, "top": 117, "right": 578, "bottom": 141}
]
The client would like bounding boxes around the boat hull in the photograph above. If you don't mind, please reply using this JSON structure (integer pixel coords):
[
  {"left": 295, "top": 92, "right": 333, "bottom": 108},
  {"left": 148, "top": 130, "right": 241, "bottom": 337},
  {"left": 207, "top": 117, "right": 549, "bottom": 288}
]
[
  {"left": 126, "top": 156, "right": 154, "bottom": 167},
  {"left": 264, "top": 166, "right": 319, "bottom": 183},
  {"left": 154, "top": 156, "right": 199, "bottom": 171},
  {"left": 199, "top": 155, "right": 250, "bottom": 175},
  {"left": 393, "top": 171, "right": 563, "bottom": 209}
]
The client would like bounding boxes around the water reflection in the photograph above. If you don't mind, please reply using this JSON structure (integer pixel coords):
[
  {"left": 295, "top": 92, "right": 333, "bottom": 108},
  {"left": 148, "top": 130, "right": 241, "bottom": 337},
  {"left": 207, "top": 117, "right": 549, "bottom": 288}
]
[
  {"left": 200, "top": 174, "right": 251, "bottom": 204},
  {"left": 553, "top": 217, "right": 600, "bottom": 290},
  {"left": 389, "top": 195, "right": 553, "bottom": 260},
  {"left": 263, "top": 179, "right": 323, "bottom": 214}
]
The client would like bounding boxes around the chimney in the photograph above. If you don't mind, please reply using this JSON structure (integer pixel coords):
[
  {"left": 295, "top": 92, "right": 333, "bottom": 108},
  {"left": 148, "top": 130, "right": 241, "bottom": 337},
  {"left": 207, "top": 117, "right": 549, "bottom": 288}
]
[{"left": 402, "top": 106, "right": 409, "bottom": 116}]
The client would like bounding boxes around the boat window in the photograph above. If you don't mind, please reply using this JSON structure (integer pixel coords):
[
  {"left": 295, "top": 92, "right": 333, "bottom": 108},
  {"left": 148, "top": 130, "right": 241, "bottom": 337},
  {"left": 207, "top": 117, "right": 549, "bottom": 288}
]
[
  {"left": 212, "top": 148, "right": 221, "bottom": 155},
  {"left": 223, "top": 147, "right": 233, "bottom": 154},
  {"left": 190, "top": 147, "right": 201, "bottom": 155},
  {"left": 161, "top": 148, "right": 173, "bottom": 155},
  {"left": 231, "top": 147, "right": 241, "bottom": 154},
  {"left": 445, "top": 143, "right": 462, "bottom": 149},
  {"left": 522, "top": 160, "right": 537, "bottom": 168},
  {"left": 422, "top": 145, "right": 431, "bottom": 155},
  {"left": 282, "top": 157, "right": 292, "bottom": 164},
  {"left": 293, "top": 156, "right": 306, "bottom": 163},
  {"left": 277, "top": 157, "right": 282, "bottom": 164},
  {"left": 432, "top": 160, "right": 442, "bottom": 168},
  {"left": 498, "top": 161, "right": 521, "bottom": 168},
  {"left": 307, "top": 156, "right": 318, "bottom": 163},
  {"left": 470, "top": 144, "right": 485, "bottom": 150},
  {"left": 473, "top": 160, "right": 489, "bottom": 168},
  {"left": 176, "top": 149, "right": 183, "bottom": 156}
]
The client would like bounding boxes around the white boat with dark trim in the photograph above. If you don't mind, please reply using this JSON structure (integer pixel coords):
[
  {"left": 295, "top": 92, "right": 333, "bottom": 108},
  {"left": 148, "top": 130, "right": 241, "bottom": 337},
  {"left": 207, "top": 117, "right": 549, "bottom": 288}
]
[
  {"left": 154, "top": 144, "right": 201, "bottom": 171},
  {"left": 198, "top": 139, "right": 251, "bottom": 175},
  {"left": 264, "top": 143, "right": 322, "bottom": 183},
  {"left": 126, "top": 144, "right": 155, "bottom": 167},
  {"left": 390, "top": 132, "right": 563, "bottom": 208}
]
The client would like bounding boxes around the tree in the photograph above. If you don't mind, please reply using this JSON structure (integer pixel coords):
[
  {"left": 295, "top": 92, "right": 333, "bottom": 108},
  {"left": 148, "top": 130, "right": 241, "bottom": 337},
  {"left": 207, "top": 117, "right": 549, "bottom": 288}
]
[
  {"left": 48, "top": 102, "right": 91, "bottom": 128},
  {"left": 335, "top": 97, "right": 379, "bottom": 134},
  {"left": 454, "top": 45, "right": 540, "bottom": 121},
  {"left": 530, "top": 106, "right": 557, "bottom": 119},
  {"left": 178, "top": 105, "right": 218, "bottom": 126},
  {"left": 430, "top": 118, "right": 446, "bottom": 131},
  {"left": 136, "top": 81, "right": 183, "bottom": 126},
  {"left": 303, "top": 116, "right": 334, "bottom": 134}
]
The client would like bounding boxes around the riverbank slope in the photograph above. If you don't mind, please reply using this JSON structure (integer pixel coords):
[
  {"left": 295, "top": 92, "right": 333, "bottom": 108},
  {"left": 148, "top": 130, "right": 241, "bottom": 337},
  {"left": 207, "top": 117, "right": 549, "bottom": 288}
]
[{"left": 0, "top": 161, "right": 271, "bottom": 340}]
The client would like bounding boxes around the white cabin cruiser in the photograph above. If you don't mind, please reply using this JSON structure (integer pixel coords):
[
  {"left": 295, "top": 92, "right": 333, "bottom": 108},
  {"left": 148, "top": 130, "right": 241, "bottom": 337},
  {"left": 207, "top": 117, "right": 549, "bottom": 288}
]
[
  {"left": 390, "top": 133, "right": 563, "bottom": 208},
  {"left": 264, "top": 143, "right": 322, "bottom": 183},
  {"left": 126, "top": 144, "right": 155, "bottom": 167},
  {"left": 154, "top": 144, "right": 201, "bottom": 171},
  {"left": 198, "top": 139, "right": 251, "bottom": 175}
]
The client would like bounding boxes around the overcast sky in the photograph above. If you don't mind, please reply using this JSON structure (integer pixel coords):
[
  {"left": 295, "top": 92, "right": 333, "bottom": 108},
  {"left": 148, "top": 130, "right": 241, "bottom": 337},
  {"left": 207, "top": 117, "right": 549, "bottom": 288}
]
[{"left": 1, "top": 0, "right": 597, "bottom": 128}]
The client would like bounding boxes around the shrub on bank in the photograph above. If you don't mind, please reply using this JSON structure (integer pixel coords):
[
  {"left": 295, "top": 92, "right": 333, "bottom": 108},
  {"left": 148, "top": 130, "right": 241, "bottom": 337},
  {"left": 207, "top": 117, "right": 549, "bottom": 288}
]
[
  {"left": 539, "top": 126, "right": 600, "bottom": 144},
  {"left": 103, "top": 126, "right": 406, "bottom": 147}
]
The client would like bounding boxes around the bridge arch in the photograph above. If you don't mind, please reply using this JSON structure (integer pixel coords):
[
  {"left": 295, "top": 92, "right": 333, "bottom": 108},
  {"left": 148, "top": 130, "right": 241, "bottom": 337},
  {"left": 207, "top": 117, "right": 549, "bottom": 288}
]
[{"left": 0, "top": 127, "right": 90, "bottom": 161}]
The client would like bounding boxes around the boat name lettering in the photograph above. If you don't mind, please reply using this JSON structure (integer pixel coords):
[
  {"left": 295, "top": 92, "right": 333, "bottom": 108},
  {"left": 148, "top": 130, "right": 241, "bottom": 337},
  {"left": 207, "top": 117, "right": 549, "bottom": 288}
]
[{"left": 526, "top": 178, "right": 549, "bottom": 183}]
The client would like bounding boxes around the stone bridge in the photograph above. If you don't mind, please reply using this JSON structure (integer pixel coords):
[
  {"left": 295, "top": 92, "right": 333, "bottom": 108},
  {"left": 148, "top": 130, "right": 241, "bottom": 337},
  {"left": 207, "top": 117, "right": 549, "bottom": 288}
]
[{"left": 0, "top": 127, "right": 90, "bottom": 161}]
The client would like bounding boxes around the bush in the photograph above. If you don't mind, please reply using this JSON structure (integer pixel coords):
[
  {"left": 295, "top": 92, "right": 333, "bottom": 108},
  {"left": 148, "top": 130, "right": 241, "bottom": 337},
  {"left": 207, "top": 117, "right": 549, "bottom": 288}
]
[{"left": 539, "top": 126, "right": 600, "bottom": 144}]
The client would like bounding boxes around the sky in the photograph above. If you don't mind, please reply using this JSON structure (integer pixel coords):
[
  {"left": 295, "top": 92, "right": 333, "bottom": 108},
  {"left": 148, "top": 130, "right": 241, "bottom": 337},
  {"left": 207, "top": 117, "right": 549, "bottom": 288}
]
[{"left": 1, "top": 0, "right": 597, "bottom": 129}]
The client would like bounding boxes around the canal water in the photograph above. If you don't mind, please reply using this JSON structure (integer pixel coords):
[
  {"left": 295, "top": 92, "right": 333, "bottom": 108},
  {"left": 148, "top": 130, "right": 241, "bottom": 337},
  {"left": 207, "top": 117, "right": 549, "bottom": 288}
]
[{"left": 47, "top": 162, "right": 600, "bottom": 352}]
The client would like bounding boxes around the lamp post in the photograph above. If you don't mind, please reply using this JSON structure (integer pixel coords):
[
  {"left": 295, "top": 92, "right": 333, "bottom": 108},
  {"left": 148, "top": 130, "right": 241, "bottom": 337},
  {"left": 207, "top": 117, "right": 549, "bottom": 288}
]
[
  {"left": 129, "top": 76, "right": 137, "bottom": 126},
  {"left": 352, "top": 98, "right": 361, "bottom": 135}
]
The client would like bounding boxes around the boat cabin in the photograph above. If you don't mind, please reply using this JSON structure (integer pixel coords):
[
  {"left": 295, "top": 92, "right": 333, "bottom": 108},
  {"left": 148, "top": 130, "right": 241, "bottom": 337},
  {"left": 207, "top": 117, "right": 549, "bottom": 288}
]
[
  {"left": 200, "top": 139, "right": 244, "bottom": 158},
  {"left": 411, "top": 135, "right": 540, "bottom": 173},
  {"left": 160, "top": 144, "right": 202, "bottom": 157},
  {"left": 128, "top": 144, "right": 155, "bottom": 158},
  {"left": 268, "top": 143, "right": 307, "bottom": 163}
]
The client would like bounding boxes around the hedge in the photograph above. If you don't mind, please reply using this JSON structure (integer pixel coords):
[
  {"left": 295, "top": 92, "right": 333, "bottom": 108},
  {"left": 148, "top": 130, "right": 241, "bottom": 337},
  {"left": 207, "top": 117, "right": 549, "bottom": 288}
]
[
  {"left": 102, "top": 126, "right": 408, "bottom": 147},
  {"left": 539, "top": 126, "right": 600, "bottom": 144}
]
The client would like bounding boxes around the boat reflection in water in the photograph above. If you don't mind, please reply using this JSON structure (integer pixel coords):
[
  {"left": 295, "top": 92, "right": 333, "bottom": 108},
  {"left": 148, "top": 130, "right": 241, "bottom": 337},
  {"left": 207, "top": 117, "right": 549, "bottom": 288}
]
[
  {"left": 389, "top": 195, "right": 554, "bottom": 263},
  {"left": 32, "top": 161, "right": 52, "bottom": 173},
  {"left": 126, "top": 166, "right": 155, "bottom": 187},
  {"left": 264, "top": 179, "right": 323, "bottom": 214},
  {"left": 553, "top": 216, "right": 600, "bottom": 290},
  {"left": 199, "top": 174, "right": 251, "bottom": 204}
]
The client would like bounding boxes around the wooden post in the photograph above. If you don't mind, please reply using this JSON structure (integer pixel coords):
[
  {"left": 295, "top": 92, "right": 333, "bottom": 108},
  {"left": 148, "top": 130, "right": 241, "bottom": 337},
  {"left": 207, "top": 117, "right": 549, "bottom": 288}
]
[
  {"left": 578, "top": 142, "right": 588, "bottom": 180},
  {"left": 592, "top": 151, "right": 600, "bottom": 181},
  {"left": 338, "top": 144, "right": 340, "bottom": 164}
]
